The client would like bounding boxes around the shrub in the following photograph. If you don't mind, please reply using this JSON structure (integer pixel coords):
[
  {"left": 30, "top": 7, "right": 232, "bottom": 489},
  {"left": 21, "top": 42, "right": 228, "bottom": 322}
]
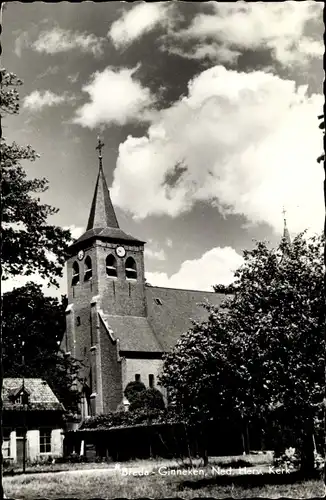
[
  {"left": 124, "top": 381, "right": 146, "bottom": 403},
  {"left": 129, "top": 388, "right": 165, "bottom": 412}
]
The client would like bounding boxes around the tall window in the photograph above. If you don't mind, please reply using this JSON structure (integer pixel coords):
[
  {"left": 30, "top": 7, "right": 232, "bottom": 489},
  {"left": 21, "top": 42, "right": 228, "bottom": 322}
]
[
  {"left": 149, "top": 374, "right": 154, "bottom": 388},
  {"left": 106, "top": 254, "right": 117, "bottom": 278},
  {"left": 84, "top": 256, "right": 92, "bottom": 281},
  {"left": 125, "top": 257, "right": 137, "bottom": 280},
  {"left": 72, "top": 261, "right": 80, "bottom": 286},
  {"left": 135, "top": 374, "right": 141, "bottom": 382},
  {"left": 39, "top": 428, "right": 52, "bottom": 453}
]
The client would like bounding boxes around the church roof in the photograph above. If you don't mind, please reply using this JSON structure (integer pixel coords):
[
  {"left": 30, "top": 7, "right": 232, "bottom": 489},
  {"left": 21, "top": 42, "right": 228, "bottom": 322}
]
[
  {"left": 68, "top": 145, "right": 145, "bottom": 252},
  {"left": 101, "top": 287, "right": 228, "bottom": 354},
  {"left": 2, "top": 378, "right": 64, "bottom": 411},
  {"left": 73, "top": 227, "right": 145, "bottom": 247},
  {"left": 145, "top": 286, "right": 228, "bottom": 352},
  {"left": 87, "top": 165, "right": 119, "bottom": 231},
  {"left": 101, "top": 314, "right": 163, "bottom": 353},
  {"left": 282, "top": 218, "right": 291, "bottom": 245}
]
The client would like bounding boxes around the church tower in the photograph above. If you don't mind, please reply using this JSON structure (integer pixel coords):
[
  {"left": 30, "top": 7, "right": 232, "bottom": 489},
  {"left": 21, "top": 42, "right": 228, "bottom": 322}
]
[{"left": 64, "top": 138, "right": 147, "bottom": 415}]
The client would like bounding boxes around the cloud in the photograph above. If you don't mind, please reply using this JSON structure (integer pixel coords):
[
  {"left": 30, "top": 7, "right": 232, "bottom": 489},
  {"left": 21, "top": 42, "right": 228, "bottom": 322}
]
[
  {"left": 1, "top": 274, "right": 66, "bottom": 300},
  {"left": 33, "top": 27, "right": 105, "bottom": 56},
  {"left": 146, "top": 246, "right": 243, "bottom": 291},
  {"left": 111, "top": 65, "right": 324, "bottom": 235},
  {"left": 73, "top": 66, "right": 155, "bottom": 128},
  {"left": 64, "top": 225, "right": 85, "bottom": 241},
  {"left": 37, "top": 65, "right": 60, "bottom": 79},
  {"left": 109, "top": 3, "right": 170, "bottom": 48},
  {"left": 15, "top": 31, "right": 31, "bottom": 57},
  {"left": 67, "top": 72, "right": 80, "bottom": 84},
  {"left": 164, "top": 2, "right": 323, "bottom": 66},
  {"left": 144, "top": 247, "right": 166, "bottom": 261},
  {"left": 23, "top": 90, "right": 74, "bottom": 111}
]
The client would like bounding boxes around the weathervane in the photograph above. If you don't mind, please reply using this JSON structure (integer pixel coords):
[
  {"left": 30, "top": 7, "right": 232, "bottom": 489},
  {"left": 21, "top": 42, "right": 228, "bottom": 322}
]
[{"left": 96, "top": 136, "right": 105, "bottom": 169}]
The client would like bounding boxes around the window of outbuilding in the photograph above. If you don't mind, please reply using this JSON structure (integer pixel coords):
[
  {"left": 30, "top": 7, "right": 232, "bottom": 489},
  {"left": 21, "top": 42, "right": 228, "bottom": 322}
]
[
  {"left": 106, "top": 254, "right": 117, "bottom": 278},
  {"left": 125, "top": 257, "right": 137, "bottom": 280},
  {"left": 72, "top": 261, "right": 80, "bottom": 286},
  {"left": 39, "top": 428, "right": 52, "bottom": 453},
  {"left": 84, "top": 256, "right": 92, "bottom": 281}
]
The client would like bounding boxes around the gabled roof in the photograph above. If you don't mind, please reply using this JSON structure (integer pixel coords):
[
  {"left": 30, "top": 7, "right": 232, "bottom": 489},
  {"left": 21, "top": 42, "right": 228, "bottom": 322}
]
[
  {"left": 100, "top": 313, "right": 163, "bottom": 353},
  {"left": 145, "top": 286, "right": 228, "bottom": 351},
  {"left": 2, "top": 378, "right": 64, "bottom": 411}
]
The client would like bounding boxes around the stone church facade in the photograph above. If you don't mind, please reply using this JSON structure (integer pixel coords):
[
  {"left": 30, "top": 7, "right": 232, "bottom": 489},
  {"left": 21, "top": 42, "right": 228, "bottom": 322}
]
[{"left": 62, "top": 145, "right": 225, "bottom": 417}]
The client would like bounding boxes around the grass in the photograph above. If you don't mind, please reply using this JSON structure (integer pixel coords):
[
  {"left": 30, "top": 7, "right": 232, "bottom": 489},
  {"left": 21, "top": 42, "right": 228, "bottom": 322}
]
[
  {"left": 3, "top": 455, "right": 325, "bottom": 499},
  {"left": 3, "top": 452, "right": 272, "bottom": 476}
]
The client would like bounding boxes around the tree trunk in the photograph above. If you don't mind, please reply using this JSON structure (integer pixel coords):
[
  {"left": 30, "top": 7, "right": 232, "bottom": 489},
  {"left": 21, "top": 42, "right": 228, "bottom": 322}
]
[
  {"left": 199, "top": 424, "right": 209, "bottom": 466},
  {"left": 300, "top": 419, "right": 316, "bottom": 478},
  {"left": 241, "top": 419, "right": 250, "bottom": 455},
  {"left": 202, "top": 447, "right": 209, "bottom": 466}
]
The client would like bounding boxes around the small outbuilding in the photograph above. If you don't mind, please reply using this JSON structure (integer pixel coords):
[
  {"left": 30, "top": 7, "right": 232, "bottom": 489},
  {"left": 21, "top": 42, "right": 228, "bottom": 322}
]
[{"left": 2, "top": 378, "right": 65, "bottom": 463}]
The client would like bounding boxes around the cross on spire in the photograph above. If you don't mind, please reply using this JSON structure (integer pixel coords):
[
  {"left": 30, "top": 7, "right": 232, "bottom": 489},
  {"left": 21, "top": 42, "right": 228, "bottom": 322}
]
[{"left": 96, "top": 136, "right": 105, "bottom": 169}]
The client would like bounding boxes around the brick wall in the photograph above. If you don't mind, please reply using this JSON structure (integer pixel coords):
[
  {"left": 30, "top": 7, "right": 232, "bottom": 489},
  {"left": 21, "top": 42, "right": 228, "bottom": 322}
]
[
  {"left": 96, "top": 242, "right": 147, "bottom": 317},
  {"left": 99, "top": 321, "right": 123, "bottom": 412}
]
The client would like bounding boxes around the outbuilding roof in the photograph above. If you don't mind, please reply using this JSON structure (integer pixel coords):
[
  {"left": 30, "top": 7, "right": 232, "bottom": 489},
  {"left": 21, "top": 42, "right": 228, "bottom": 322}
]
[{"left": 2, "top": 378, "right": 64, "bottom": 411}]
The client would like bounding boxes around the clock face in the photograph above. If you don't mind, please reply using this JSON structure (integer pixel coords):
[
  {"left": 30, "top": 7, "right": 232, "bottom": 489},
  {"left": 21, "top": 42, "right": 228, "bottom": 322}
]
[
  {"left": 77, "top": 250, "right": 85, "bottom": 261},
  {"left": 116, "top": 245, "right": 126, "bottom": 258}
]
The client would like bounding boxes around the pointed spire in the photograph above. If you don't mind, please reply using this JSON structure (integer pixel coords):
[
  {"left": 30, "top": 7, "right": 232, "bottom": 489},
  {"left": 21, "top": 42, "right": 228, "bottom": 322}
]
[
  {"left": 86, "top": 137, "right": 119, "bottom": 230},
  {"left": 282, "top": 207, "right": 291, "bottom": 245}
]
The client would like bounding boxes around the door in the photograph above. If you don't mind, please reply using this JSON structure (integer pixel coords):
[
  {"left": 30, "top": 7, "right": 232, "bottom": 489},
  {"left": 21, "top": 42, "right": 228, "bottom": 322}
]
[{"left": 16, "top": 438, "right": 25, "bottom": 462}]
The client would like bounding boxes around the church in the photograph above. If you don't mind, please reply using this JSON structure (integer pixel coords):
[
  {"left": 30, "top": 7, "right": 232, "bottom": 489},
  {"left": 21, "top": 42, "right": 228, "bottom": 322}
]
[{"left": 62, "top": 140, "right": 226, "bottom": 418}]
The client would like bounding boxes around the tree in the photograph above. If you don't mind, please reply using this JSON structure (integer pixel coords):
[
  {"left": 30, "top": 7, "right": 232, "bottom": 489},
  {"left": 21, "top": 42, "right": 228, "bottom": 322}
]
[
  {"left": 1, "top": 69, "right": 71, "bottom": 287},
  {"left": 160, "top": 233, "right": 325, "bottom": 475},
  {"left": 129, "top": 388, "right": 165, "bottom": 412},
  {"left": 2, "top": 283, "right": 82, "bottom": 412}
]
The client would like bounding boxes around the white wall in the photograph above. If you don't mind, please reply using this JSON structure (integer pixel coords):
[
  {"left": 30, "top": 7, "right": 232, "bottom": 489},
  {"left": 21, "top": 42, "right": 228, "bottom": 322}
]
[
  {"left": 27, "top": 430, "right": 39, "bottom": 461},
  {"left": 51, "top": 429, "right": 64, "bottom": 457},
  {"left": 122, "top": 358, "right": 166, "bottom": 399}
]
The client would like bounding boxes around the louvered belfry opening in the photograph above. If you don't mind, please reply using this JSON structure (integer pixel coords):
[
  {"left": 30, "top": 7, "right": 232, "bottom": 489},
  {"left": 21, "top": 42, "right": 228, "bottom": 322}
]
[
  {"left": 72, "top": 261, "right": 80, "bottom": 285},
  {"left": 84, "top": 256, "right": 92, "bottom": 281},
  {"left": 125, "top": 256, "right": 137, "bottom": 280},
  {"left": 106, "top": 254, "right": 117, "bottom": 278}
]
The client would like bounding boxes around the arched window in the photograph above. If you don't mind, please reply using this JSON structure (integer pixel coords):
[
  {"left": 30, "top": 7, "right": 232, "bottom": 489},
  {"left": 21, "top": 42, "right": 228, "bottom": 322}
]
[
  {"left": 125, "top": 257, "right": 137, "bottom": 280},
  {"left": 84, "top": 256, "right": 92, "bottom": 281},
  {"left": 72, "top": 261, "right": 80, "bottom": 286},
  {"left": 106, "top": 254, "right": 117, "bottom": 278}
]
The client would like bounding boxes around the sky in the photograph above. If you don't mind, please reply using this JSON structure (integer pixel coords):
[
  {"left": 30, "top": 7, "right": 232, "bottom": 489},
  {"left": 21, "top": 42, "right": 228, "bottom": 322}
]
[{"left": 2, "top": 1, "right": 324, "bottom": 298}]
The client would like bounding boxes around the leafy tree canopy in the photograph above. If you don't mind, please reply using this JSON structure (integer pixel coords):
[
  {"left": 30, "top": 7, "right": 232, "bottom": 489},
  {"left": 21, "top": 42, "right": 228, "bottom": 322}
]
[
  {"left": 1, "top": 69, "right": 71, "bottom": 287},
  {"left": 160, "top": 233, "right": 325, "bottom": 474},
  {"left": 2, "top": 282, "right": 82, "bottom": 412}
]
